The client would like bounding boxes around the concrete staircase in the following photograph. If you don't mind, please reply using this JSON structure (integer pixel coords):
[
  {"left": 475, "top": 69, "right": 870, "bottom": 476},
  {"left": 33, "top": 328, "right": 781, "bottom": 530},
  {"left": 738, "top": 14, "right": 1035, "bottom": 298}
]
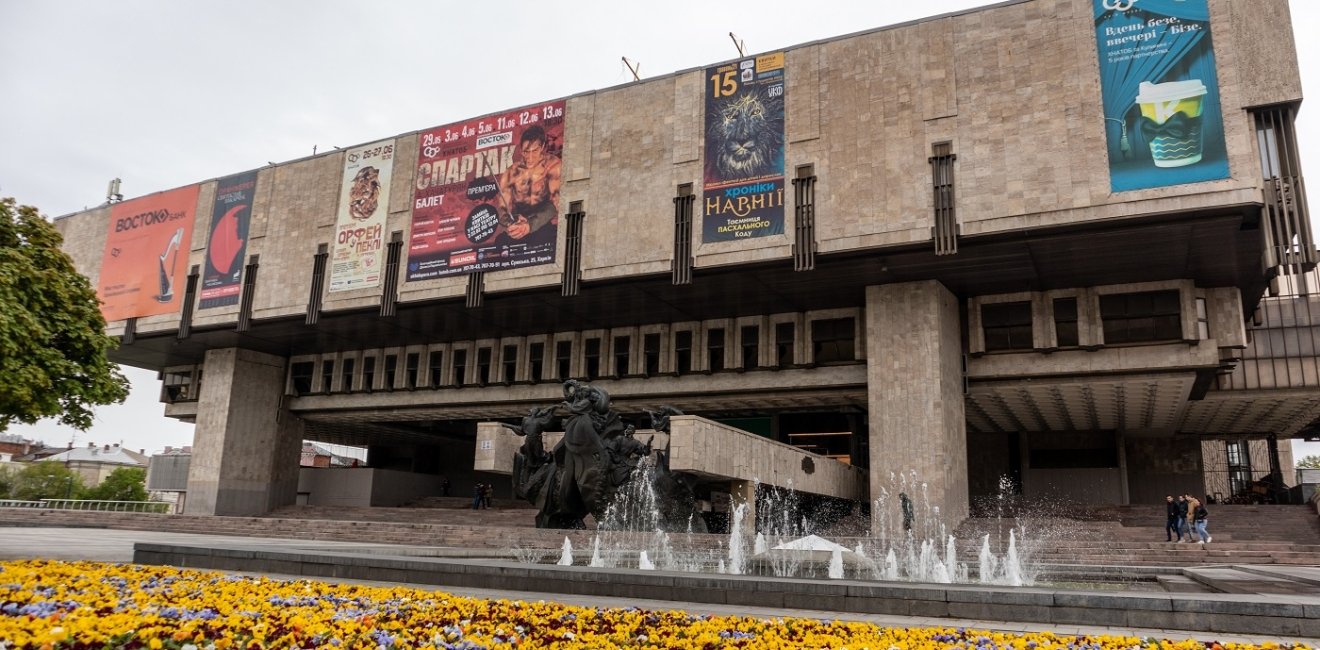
[{"left": 3, "top": 503, "right": 1318, "bottom": 573}]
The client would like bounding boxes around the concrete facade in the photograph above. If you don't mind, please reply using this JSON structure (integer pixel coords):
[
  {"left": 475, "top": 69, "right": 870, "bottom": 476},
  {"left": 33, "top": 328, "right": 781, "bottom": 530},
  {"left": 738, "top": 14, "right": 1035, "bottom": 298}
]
[
  {"left": 184, "top": 349, "right": 303, "bottom": 516},
  {"left": 866, "top": 282, "right": 969, "bottom": 526},
  {"left": 47, "top": 0, "right": 1318, "bottom": 524}
]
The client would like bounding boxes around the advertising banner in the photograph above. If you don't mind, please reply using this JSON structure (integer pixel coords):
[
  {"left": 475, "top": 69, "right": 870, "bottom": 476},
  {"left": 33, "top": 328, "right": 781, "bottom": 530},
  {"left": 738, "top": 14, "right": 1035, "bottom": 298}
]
[
  {"left": 329, "top": 139, "right": 395, "bottom": 292},
  {"left": 199, "top": 171, "right": 256, "bottom": 309},
  {"left": 702, "top": 51, "right": 786, "bottom": 242},
  {"left": 406, "top": 100, "right": 564, "bottom": 281},
  {"left": 97, "top": 185, "right": 200, "bottom": 322},
  {"left": 1094, "top": 0, "right": 1228, "bottom": 192}
]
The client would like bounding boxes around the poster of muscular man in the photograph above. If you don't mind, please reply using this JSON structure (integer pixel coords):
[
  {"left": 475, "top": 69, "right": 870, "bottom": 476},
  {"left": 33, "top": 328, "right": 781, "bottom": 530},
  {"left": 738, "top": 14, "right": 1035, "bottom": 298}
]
[
  {"left": 702, "top": 51, "right": 786, "bottom": 242},
  {"left": 407, "top": 100, "right": 564, "bottom": 281}
]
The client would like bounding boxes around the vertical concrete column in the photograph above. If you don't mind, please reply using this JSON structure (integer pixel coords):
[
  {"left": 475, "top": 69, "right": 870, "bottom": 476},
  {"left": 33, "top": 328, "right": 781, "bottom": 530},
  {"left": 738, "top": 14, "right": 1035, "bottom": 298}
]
[
  {"left": 865, "top": 281, "right": 968, "bottom": 531},
  {"left": 730, "top": 480, "right": 757, "bottom": 533},
  {"left": 185, "top": 348, "right": 304, "bottom": 516}
]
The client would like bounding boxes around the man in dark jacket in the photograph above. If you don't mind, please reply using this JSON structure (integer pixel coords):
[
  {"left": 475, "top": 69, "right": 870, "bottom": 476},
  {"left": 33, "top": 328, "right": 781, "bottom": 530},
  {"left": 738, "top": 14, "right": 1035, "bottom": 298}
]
[{"left": 1165, "top": 495, "right": 1183, "bottom": 542}]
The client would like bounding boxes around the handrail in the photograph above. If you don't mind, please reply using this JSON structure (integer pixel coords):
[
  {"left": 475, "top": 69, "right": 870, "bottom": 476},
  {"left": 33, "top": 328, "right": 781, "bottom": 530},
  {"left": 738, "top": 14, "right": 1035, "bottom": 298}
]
[{"left": 4, "top": 499, "right": 174, "bottom": 514}]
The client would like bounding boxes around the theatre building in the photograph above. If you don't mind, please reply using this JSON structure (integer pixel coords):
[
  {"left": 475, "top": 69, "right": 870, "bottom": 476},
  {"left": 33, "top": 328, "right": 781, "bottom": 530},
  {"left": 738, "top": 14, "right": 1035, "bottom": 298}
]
[{"left": 52, "top": 0, "right": 1317, "bottom": 525}]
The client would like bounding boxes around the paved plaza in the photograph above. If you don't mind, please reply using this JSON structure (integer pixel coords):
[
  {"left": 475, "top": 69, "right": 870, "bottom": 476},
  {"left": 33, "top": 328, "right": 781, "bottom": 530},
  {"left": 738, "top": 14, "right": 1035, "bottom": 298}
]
[{"left": 2, "top": 526, "right": 1316, "bottom": 646}]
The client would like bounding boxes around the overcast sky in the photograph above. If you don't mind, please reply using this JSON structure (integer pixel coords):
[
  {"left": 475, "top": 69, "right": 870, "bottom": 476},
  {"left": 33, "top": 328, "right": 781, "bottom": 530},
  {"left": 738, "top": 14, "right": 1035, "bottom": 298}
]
[{"left": 1, "top": 1, "right": 1317, "bottom": 461}]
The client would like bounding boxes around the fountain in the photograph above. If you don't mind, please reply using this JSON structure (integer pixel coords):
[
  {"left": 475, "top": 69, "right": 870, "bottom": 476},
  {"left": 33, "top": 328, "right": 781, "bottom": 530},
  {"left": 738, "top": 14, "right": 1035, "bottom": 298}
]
[
  {"left": 557, "top": 537, "right": 573, "bottom": 566},
  {"left": 505, "top": 383, "right": 1047, "bottom": 586}
]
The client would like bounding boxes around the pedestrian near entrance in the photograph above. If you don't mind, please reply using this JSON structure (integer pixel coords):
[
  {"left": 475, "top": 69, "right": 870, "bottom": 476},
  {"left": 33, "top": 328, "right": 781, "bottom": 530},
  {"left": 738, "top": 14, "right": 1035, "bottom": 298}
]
[
  {"left": 1174, "top": 495, "right": 1188, "bottom": 543},
  {"left": 472, "top": 483, "right": 483, "bottom": 510},
  {"left": 481, "top": 483, "right": 493, "bottom": 509},
  {"left": 441, "top": 476, "right": 451, "bottom": 497},
  {"left": 1182, "top": 494, "right": 1203, "bottom": 541},
  {"left": 1164, "top": 495, "right": 1182, "bottom": 542},
  {"left": 899, "top": 492, "right": 914, "bottom": 532},
  {"left": 1192, "top": 498, "right": 1211, "bottom": 543}
]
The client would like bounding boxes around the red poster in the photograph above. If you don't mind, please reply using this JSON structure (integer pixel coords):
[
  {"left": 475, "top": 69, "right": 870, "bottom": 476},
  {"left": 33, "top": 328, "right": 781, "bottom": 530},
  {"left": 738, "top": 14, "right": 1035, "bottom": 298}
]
[
  {"left": 97, "top": 185, "right": 199, "bottom": 322},
  {"left": 407, "top": 100, "right": 564, "bottom": 280}
]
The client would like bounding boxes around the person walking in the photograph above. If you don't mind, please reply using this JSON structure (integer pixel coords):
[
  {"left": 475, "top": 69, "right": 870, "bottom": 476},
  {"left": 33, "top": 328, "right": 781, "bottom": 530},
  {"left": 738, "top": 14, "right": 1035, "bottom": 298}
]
[
  {"left": 441, "top": 476, "right": 451, "bottom": 497},
  {"left": 481, "top": 482, "right": 493, "bottom": 510},
  {"left": 472, "top": 483, "right": 483, "bottom": 510},
  {"left": 1182, "top": 494, "right": 1198, "bottom": 542},
  {"left": 1192, "top": 498, "right": 1211, "bottom": 544},
  {"left": 1164, "top": 495, "right": 1182, "bottom": 542}
]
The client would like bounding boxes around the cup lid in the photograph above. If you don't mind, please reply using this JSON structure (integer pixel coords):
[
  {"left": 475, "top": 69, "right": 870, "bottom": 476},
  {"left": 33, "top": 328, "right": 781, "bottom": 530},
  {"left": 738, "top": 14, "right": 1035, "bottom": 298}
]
[{"left": 1135, "top": 80, "right": 1207, "bottom": 104}]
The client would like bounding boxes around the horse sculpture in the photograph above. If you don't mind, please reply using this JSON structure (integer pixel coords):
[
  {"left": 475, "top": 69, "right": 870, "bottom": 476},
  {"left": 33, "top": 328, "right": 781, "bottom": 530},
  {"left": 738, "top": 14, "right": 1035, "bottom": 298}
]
[{"left": 506, "top": 381, "right": 705, "bottom": 532}]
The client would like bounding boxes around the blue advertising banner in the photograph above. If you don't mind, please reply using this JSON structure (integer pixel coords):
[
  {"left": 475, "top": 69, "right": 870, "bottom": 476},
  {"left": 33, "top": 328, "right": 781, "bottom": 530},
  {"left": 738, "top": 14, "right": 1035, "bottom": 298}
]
[
  {"left": 1094, "top": 0, "right": 1229, "bottom": 192},
  {"left": 702, "top": 52, "right": 786, "bottom": 242},
  {"left": 200, "top": 171, "right": 256, "bottom": 309}
]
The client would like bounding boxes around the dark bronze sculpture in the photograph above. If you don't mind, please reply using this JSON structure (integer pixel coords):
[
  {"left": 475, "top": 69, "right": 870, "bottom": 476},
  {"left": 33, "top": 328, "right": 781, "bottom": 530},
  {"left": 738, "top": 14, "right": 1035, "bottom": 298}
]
[{"left": 506, "top": 381, "right": 706, "bottom": 532}]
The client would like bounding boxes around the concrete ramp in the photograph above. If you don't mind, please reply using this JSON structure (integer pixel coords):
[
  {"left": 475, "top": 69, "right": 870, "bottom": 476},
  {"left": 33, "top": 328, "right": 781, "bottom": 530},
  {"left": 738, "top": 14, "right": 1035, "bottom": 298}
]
[
  {"left": 473, "top": 415, "right": 867, "bottom": 501},
  {"left": 1184, "top": 566, "right": 1320, "bottom": 595}
]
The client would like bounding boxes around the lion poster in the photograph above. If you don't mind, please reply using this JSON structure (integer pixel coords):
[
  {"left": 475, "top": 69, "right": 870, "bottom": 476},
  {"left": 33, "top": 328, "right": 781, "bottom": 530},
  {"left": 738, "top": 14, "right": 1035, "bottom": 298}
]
[
  {"left": 329, "top": 139, "right": 395, "bottom": 292},
  {"left": 702, "top": 51, "right": 786, "bottom": 243}
]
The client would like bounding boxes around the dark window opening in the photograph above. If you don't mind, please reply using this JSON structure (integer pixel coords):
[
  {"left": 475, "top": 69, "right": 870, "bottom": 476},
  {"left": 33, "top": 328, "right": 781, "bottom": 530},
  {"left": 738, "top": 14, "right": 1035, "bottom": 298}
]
[
  {"left": 290, "top": 362, "right": 315, "bottom": 396},
  {"left": 613, "top": 336, "right": 630, "bottom": 376},
  {"left": 1100, "top": 290, "right": 1181, "bottom": 344},
  {"left": 321, "top": 360, "right": 335, "bottom": 393},
  {"left": 675, "top": 330, "right": 693, "bottom": 374},
  {"left": 775, "top": 322, "right": 795, "bottom": 366},
  {"left": 342, "top": 358, "right": 356, "bottom": 392},
  {"left": 556, "top": 341, "right": 572, "bottom": 379},
  {"left": 1196, "top": 297, "right": 1209, "bottom": 339},
  {"left": 644, "top": 333, "right": 661, "bottom": 376},
  {"left": 793, "top": 165, "right": 817, "bottom": 271},
  {"left": 1053, "top": 298, "right": 1079, "bottom": 348},
  {"left": 930, "top": 141, "right": 958, "bottom": 255},
  {"left": 476, "top": 347, "right": 492, "bottom": 385},
  {"left": 452, "top": 349, "right": 467, "bottom": 386},
  {"left": 502, "top": 345, "right": 518, "bottom": 383},
  {"left": 811, "top": 317, "right": 856, "bottom": 363},
  {"left": 529, "top": 342, "right": 545, "bottom": 382},
  {"left": 383, "top": 354, "right": 398, "bottom": 391},
  {"left": 1227, "top": 441, "right": 1253, "bottom": 496},
  {"left": 162, "top": 369, "right": 194, "bottom": 403},
  {"left": 673, "top": 184, "right": 694, "bottom": 285},
  {"left": 1252, "top": 104, "right": 1317, "bottom": 274},
  {"left": 362, "top": 357, "right": 376, "bottom": 392},
  {"left": 428, "top": 351, "right": 444, "bottom": 387},
  {"left": 707, "top": 328, "right": 725, "bottom": 372},
  {"left": 562, "top": 204, "right": 585, "bottom": 296},
  {"left": 983, "top": 302, "right": 1033, "bottom": 352},
  {"left": 584, "top": 338, "right": 601, "bottom": 380},
  {"left": 404, "top": 353, "right": 419, "bottom": 389},
  {"left": 741, "top": 325, "right": 760, "bottom": 369}
]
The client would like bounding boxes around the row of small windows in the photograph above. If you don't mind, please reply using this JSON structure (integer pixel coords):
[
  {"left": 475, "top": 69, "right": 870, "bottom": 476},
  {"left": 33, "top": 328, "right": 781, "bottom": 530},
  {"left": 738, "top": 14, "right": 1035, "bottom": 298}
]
[
  {"left": 980, "top": 289, "right": 1206, "bottom": 353},
  {"left": 285, "top": 315, "right": 859, "bottom": 396}
]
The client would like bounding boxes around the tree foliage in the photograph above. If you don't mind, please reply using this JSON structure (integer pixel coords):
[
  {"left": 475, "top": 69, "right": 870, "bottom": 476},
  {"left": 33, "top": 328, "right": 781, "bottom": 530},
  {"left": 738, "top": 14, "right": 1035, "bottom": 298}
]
[
  {"left": 0, "top": 197, "right": 129, "bottom": 431},
  {"left": 1298, "top": 455, "right": 1320, "bottom": 469},
  {"left": 83, "top": 466, "right": 148, "bottom": 501},
  {"left": 10, "top": 461, "right": 86, "bottom": 500},
  {"left": 0, "top": 465, "right": 15, "bottom": 499}
]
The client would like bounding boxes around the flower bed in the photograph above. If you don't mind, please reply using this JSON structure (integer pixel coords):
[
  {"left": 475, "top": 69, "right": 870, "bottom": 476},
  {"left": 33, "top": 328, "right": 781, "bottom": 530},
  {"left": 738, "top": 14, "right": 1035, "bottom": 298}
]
[{"left": 0, "top": 561, "right": 1309, "bottom": 650}]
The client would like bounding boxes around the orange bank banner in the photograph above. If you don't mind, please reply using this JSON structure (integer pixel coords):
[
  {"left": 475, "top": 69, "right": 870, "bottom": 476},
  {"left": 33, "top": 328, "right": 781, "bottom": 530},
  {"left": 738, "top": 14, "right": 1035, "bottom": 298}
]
[{"left": 97, "top": 185, "right": 199, "bottom": 322}]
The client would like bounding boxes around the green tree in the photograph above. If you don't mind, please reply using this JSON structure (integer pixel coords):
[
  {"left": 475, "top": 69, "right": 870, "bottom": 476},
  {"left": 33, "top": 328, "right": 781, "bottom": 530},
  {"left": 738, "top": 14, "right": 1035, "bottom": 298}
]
[
  {"left": 83, "top": 466, "right": 148, "bottom": 501},
  {"left": 10, "top": 461, "right": 86, "bottom": 500},
  {"left": 0, "top": 465, "right": 15, "bottom": 498},
  {"left": 1298, "top": 455, "right": 1320, "bottom": 469},
  {"left": 0, "top": 197, "right": 129, "bottom": 431}
]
